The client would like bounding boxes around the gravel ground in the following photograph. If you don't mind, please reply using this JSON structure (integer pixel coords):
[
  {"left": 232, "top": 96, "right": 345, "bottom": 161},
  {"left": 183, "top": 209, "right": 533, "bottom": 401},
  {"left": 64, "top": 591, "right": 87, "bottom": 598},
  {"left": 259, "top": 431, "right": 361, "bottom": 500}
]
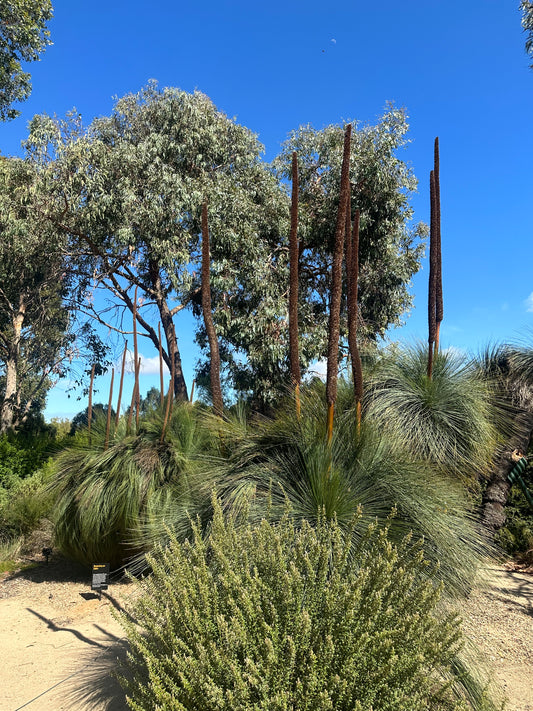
[{"left": 460, "top": 564, "right": 533, "bottom": 711}]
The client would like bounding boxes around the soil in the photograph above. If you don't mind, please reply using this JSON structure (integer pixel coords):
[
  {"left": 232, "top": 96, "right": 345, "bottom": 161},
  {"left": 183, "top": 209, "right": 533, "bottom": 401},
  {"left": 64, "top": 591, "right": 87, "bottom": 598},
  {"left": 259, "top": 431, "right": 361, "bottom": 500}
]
[
  {"left": 0, "top": 549, "right": 531, "bottom": 711},
  {"left": 461, "top": 564, "right": 533, "bottom": 711}
]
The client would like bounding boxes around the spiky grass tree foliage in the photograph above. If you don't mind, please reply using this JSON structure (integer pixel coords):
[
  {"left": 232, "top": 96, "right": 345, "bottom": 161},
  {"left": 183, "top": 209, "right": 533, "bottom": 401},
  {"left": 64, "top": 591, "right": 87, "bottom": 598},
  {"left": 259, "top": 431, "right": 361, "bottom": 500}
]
[
  {"left": 118, "top": 501, "right": 500, "bottom": 711},
  {"left": 51, "top": 404, "right": 214, "bottom": 568},
  {"left": 201, "top": 385, "right": 492, "bottom": 599},
  {"left": 365, "top": 344, "right": 503, "bottom": 485}
]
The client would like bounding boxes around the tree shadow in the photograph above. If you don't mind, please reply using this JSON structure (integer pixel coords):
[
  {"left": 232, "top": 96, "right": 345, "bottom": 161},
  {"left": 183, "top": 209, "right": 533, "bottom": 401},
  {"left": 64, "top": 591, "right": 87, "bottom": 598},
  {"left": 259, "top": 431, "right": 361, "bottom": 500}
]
[
  {"left": 5, "top": 553, "right": 89, "bottom": 584},
  {"left": 27, "top": 608, "right": 121, "bottom": 648},
  {"left": 21, "top": 608, "right": 131, "bottom": 710},
  {"left": 59, "top": 636, "right": 130, "bottom": 711},
  {"left": 4, "top": 551, "right": 132, "bottom": 590}
]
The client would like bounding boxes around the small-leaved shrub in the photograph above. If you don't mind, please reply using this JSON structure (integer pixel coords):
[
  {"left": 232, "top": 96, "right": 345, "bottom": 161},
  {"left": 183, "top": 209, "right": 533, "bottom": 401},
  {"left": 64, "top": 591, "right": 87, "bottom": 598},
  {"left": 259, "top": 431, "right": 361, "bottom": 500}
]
[{"left": 118, "top": 503, "right": 496, "bottom": 711}]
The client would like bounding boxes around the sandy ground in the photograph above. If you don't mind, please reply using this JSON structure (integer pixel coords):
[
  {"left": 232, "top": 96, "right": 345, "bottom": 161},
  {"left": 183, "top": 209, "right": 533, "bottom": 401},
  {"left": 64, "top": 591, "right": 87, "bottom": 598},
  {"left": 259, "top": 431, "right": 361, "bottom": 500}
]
[
  {"left": 461, "top": 564, "right": 533, "bottom": 711},
  {"left": 0, "top": 554, "right": 531, "bottom": 711},
  {"left": 0, "top": 556, "right": 131, "bottom": 711}
]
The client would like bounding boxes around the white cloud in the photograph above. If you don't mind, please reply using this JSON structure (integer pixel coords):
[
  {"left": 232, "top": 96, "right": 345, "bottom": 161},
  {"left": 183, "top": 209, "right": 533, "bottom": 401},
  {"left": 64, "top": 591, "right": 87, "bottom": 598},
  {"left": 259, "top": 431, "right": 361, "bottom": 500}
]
[
  {"left": 118, "top": 350, "right": 169, "bottom": 375},
  {"left": 525, "top": 293, "right": 533, "bottom": 313}
]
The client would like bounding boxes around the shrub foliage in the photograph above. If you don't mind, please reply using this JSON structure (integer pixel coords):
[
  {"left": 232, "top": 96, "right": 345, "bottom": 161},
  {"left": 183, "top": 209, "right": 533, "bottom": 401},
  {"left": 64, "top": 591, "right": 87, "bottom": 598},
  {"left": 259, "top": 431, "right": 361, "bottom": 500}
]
[{"left": 118, "top": 503, "right": 493, "bottom": 711}]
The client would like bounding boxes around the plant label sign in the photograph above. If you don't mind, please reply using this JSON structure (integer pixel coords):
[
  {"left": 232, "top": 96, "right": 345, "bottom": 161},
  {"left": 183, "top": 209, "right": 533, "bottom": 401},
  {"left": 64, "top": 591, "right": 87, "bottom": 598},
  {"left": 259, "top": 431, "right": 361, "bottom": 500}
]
[{"left": 91, "top": 563, "right": 110, "bottom": 591}]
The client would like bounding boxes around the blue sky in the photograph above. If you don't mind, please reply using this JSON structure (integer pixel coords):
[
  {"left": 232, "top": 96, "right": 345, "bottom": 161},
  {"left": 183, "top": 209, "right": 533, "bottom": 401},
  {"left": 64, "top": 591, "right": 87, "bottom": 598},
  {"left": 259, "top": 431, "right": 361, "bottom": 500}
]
[{"left": 2, "top": 1, "right": 532, "bottom": 419}]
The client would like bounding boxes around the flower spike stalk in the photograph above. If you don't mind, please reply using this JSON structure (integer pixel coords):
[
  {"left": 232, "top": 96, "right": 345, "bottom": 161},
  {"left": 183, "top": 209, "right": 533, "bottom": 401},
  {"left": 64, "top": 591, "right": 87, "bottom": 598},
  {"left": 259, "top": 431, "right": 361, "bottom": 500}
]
[
  {"left": 326, "top": 124, "right": 352, "bottom": 443},
  {"left": 201, "top": 199, "right": 223, "bottom": 417},
  {"left": 158, "top": 323, "right": 164, "bottom": 409},
  {"left": 87, "top": 363, "right": 95, "bottom": 443},
  {"left": 347, "top": 207, "right": 363, "bottom": 431},
  {"left": 434, "top": 137, "right": 443, "bottom": 355},
  {"left": 115, "top": 340, "right": 128, "bottom": 428},
  {"left": 289, "top": 151, "right": 301, "bottom": 419},
  {"left": 427, "top": 169, "right": 437, "bottom": 379},
  {"left": 104, "top": 367, "right": 114, "bottom": 450}
]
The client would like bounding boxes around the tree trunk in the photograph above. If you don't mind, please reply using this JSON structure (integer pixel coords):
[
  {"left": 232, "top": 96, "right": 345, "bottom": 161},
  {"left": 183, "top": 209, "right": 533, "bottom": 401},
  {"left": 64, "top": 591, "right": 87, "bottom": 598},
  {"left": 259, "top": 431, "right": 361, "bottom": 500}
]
[
  {"left": 0, "top": 298, "right": 26, "bottom": 434},
  {"left": 147, "top": 259, "right": 188, "bottom": 402},
  {"left": 482, "top": 383, "right": 533, "bottom": 532},
  {"left": 0, "top": 354, "right": 17, "bottom": 433}
]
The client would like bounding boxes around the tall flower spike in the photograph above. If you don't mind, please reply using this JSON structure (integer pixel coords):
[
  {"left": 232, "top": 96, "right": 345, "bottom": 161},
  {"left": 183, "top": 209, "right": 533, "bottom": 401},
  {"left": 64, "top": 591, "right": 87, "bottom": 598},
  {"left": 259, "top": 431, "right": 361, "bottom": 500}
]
[
  {"left": 104, "top": 367, "right": 114, "bottom": 450},
  {"left": 132, "top": 286, "right": 139, "bottom": 429},
  {"left": 427, "top": 169, "right": 437, "bottom": 379},
  {"left": 201, "top": 199, "right": 223, "bottom": 417},
  {"left": 87, "top": 363, "right": 95, "bottom": 443},
  {"left": 326, "top": 124, "right": 352, "bottom": 443},
  {"left": 158, "top": 323, "right": 164, "bottom": 409},
  {"left": 434, "top": 137, "right": 443, "bottom": 355},
  {"left": 347, "top": 208, "right": 363, "bottom": 429},
  {"left": 115, "top": 340, "right": 128, "bottom": 429},
  {"left": 289, "top": 151, "right": 301, "bottom": 419}
]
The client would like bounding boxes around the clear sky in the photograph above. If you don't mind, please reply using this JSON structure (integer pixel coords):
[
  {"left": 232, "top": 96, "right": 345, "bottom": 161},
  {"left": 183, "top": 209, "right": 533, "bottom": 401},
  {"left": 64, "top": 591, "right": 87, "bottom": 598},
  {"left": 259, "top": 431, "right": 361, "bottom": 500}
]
[{"left": 2, "top": 1, "right": 532, "bottom": 419}]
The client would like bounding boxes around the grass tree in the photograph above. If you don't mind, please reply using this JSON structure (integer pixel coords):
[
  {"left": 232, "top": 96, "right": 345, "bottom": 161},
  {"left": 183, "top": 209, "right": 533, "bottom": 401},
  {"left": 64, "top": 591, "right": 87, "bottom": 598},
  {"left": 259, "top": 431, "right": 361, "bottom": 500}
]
[
  {"left": 365, "top": 344, "right": 503, "bottom": 486},
  {"left": 51, "top": 403, "right": 215, "bottom": 568},
  {"left": 476, "top": 344, "right": 533, "bottom": 533},
  {"left": 204, "top": 385, "right": 493, "bottom": 599}
]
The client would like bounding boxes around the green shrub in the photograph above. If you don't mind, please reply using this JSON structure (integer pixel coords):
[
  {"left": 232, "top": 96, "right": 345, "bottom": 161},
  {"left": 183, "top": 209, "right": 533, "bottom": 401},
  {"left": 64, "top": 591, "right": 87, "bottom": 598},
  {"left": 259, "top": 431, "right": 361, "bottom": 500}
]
[
  {"left": 0, "top": 431, "right": 56, "bottom": 489},
  {"left": 0, "top": 459, "right": 56, "bottom": 538},
  {"left": 118, "top": 503, "right": 498, "bottom": 711}
]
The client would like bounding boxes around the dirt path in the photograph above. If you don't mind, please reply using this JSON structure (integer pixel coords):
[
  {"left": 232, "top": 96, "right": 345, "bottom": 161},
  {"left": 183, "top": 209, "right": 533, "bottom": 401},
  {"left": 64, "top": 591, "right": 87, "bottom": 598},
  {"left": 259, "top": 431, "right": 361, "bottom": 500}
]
[
  {"left": 0, "top": 556, "right": 531, "bottom": 710},
  {"left": 461, "top": 564, "right": 533, "bottom": 711},
  {"left": 0, "top": 557, "right": 131, "bottom": 711}
]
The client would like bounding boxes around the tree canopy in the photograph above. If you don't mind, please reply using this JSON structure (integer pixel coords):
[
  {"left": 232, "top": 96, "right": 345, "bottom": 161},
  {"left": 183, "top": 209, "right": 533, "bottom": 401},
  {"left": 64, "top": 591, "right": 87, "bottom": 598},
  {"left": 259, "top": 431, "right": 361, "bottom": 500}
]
[
  {"left": 0, "top": 156, "right": 108, "bottom": 432},
  {"left": 26, "top": 83, "right": 288, "bottom": 405},
  {"left": 0, "top": 0, "right": 53, "bottom": 120},
  {"left": 25, "top": 85, "right": 425, "bottom": 413}
]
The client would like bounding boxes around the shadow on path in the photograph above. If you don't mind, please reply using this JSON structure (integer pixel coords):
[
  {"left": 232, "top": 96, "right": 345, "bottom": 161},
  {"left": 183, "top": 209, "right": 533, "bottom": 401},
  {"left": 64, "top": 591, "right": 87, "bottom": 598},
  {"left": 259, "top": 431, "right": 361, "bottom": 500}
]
[{"left": 27, "top": 608, "right": 121, "bottom": 648}]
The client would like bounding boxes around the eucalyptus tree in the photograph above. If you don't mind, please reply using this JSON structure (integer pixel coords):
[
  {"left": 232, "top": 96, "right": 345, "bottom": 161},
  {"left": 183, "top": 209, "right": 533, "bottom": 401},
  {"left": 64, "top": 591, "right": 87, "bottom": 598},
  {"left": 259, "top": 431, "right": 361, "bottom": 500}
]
[
  {"left": 27, "top": 83, "right": 288, "bottom": 404},
  {"left": 0, "top": 0, "right": 53, "bottom": 120},
  {"left": 0, "top": 157, "right": 98, "bottom": 432}
]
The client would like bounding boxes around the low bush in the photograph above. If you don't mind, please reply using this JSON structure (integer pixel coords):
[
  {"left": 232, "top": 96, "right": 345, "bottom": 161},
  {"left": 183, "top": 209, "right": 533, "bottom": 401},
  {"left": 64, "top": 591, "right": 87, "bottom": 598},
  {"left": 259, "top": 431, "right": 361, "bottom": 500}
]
[
  {"left": 0, "top": 431, "right": 56, "bottom": 489},
  {"left": 118, "top": 503, "right": 498, "bottom": 711},
  {"left": 0, "top": 459, "right": 56, "bottom": 539}
]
